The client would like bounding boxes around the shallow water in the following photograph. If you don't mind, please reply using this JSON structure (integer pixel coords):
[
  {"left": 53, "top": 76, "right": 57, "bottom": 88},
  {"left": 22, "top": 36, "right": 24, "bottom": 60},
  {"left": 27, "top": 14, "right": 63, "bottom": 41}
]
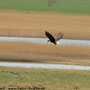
[
  {"left": 0, "top": 37, "right": 90, "bottom": 46},
  {"left": 0, "top": 62, "right": 90, "bottom": 70}
]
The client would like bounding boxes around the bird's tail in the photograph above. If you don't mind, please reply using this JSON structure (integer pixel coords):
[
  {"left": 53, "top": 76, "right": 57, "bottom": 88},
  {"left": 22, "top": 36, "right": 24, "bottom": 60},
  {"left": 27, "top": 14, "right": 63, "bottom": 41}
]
[{"left": 56, "top": 41, "right": 60, "bottom": 44}]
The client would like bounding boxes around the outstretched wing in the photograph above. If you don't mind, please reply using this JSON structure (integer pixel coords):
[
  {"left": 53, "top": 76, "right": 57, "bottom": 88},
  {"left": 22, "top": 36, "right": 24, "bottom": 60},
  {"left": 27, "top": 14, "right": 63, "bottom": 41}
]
[
  {"left": 54, "top": 32, "right": 64, "bottom": 41},
  {"left": 45, "top": 31, "right": 55, "bottom": 42}
]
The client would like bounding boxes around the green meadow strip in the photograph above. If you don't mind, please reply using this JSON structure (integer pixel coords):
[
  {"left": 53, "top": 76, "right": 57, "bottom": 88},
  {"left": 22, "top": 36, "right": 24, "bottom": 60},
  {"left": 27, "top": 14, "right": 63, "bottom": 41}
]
[{"left": 0, "top": 0, "right": 90, "bottom": 15}]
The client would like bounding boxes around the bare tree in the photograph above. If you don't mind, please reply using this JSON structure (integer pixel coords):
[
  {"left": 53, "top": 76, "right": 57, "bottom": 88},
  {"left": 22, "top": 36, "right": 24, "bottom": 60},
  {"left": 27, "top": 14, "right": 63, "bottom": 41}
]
[{"left": 48, "top": 0, "right": 58, "bottom": 7}]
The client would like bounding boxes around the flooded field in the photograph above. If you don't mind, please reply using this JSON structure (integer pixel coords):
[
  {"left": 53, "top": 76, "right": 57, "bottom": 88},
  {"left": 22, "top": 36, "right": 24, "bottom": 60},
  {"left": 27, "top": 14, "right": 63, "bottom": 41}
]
[
  {"left": 0, "top": 62, "right": 90, "bottom": 70},
  {"left": 0, "top": 37, "right": 90, "bottom": 46}
]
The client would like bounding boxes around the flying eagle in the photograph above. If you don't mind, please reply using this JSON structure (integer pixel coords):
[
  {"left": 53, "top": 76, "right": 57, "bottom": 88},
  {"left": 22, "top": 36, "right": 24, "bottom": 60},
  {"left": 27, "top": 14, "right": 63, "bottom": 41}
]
[{"left": 45, "top": 31, "right": 64, "bottom": 45}]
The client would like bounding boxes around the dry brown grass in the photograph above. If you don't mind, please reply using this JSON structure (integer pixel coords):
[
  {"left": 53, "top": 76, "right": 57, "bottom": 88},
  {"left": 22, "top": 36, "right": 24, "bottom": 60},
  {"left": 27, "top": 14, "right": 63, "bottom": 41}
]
[
  {"left": 64, "top": 85, "right": 73, "bottom": 89},
  {"left": 0, "top": 84, "right": 5, "bottom": 88},
  {"left": 0, "top": 41, "right": 90, "bottom": 66},
  {"left": 64, "top": 84, "right": 80, "bottom": 89},
  {"left": 7, "top": 82, "right": 44, "bottom": 89},
  {"left": 0, "top": 11, "right": 90, "bottom": 40},
  {"left": 55, "top": 83, "right": 61, "bottom": 88},
  {"left": 72, "top": 84, "right": 80, "bottom": 89},
  {"left": 8, "top": 82, "right": 16, "bottom": 87},
  {"left": 16, "top": 83, "right": 32, "bottom": 88}
]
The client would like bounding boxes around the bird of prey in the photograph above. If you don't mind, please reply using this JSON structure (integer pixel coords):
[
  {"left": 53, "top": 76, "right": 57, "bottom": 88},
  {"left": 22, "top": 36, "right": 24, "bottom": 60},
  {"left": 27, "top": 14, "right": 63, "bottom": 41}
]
[{"left": 45, "top": 31, "right": 64, "bottom": 45}]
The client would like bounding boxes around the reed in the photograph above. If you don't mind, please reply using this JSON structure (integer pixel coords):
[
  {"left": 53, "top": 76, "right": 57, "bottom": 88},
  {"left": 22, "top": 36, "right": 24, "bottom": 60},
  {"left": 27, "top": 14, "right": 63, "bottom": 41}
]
[
  {"left": 0, "top": 12, "right": 90, "bottom": 40},
  {"left": 0, "top": 41, "right": 90, "bottom": 66}
]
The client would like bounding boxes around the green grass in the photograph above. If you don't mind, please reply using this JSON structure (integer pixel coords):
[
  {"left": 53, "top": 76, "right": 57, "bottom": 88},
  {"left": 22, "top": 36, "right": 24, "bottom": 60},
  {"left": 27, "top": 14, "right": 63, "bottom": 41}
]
[
  {"left": 0, "top": 67, "right": 90, "bottom": 90},
  {"left": 0, "top": 0, "right": 90, "bottom": 15}
]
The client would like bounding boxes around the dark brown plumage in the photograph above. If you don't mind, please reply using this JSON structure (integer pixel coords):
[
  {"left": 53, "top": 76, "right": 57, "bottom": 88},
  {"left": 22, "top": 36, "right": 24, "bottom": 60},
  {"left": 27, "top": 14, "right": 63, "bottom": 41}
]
[{"left": 45, "top": 31, "right": 64, "bottom": 45}]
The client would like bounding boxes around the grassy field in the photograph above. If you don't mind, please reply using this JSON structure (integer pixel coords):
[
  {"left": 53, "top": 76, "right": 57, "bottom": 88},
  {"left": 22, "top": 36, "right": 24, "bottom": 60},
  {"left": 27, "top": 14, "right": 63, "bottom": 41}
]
[
  {"left": 0, "top": 0, "right": 90, "bottom": 15},
  {"left": 0, "top": 42, "right": 90, "bottom": 66},
  {"left": 0, "top": 12, "right": 90, "bottom": 40},
  {"left": 0, "top": 67, "right": 90, "bottom": 90}
]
